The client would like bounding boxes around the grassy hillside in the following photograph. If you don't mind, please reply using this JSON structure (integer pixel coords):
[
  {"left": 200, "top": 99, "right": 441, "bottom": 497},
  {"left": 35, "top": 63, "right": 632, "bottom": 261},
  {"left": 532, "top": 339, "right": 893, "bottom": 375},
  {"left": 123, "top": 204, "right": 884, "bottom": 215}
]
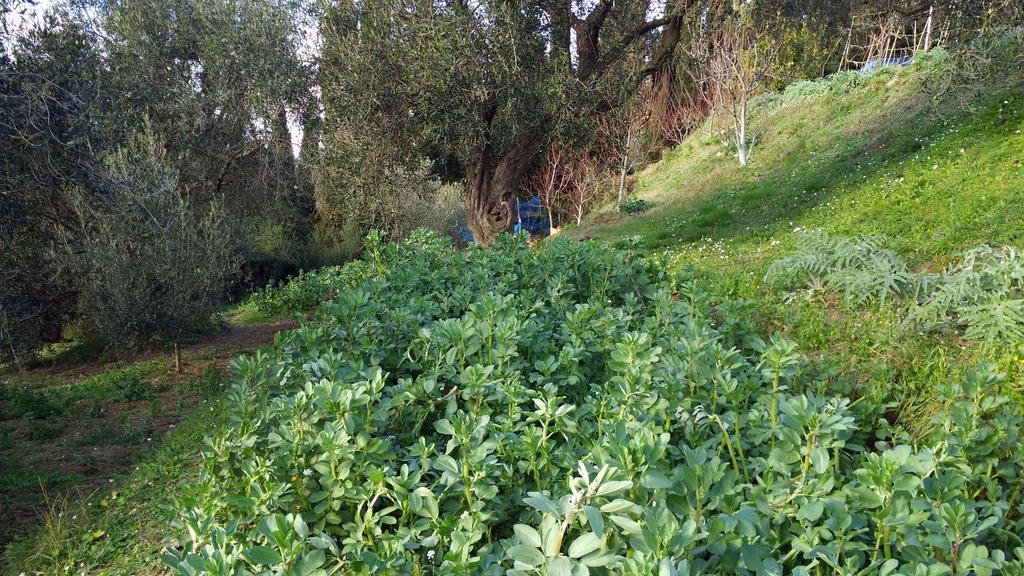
[
  {"left": 580, "top": 49, "right": 1024, "bottom": 433},
  {"left": 586, "top": 59, "right": 1024, "bottom": 261}
]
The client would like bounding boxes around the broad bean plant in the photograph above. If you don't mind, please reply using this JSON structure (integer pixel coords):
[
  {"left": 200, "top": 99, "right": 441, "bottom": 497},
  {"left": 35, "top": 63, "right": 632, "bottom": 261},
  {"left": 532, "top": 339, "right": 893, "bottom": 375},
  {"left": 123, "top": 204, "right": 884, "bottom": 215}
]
[{"left": 164, "top": 231, "right": 1024, "bottom": 576}]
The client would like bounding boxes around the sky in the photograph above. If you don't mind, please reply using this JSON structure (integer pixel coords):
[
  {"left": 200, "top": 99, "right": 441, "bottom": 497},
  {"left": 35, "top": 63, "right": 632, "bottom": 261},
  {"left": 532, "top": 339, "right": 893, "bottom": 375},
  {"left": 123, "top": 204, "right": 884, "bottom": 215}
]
[{"left": 3, "top": 0, "right": 53, "bottom": 41}]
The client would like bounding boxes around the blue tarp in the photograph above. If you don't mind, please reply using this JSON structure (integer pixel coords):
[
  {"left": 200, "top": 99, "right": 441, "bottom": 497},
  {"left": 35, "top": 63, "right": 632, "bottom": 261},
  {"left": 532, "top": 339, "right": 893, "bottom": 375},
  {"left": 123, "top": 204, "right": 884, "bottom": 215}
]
[
  {"left": 514, "top": 195, "right": 550, "bottom": 236},
  {"left": 457, "top": 195, "right": 551, "bottom": 243},
  {"left": 860, "top": 56, "right": 912, "bottom": 72}
]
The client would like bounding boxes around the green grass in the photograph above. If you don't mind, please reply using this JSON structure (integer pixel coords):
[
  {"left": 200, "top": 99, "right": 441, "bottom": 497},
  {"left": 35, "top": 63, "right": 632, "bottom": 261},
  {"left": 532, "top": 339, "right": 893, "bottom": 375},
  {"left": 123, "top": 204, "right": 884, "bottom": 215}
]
[
  {"left": 0, "top": 361, "right": 169, "bottom": 420},
  {"left": 588, "top": 68, "right": 1024, "bottom": 260},
  {"left": 581, "top": 56, "right": 1024, "bottom": 430},
  {"left": 1, "top": 394, "right": 231, "bottom": 575}
]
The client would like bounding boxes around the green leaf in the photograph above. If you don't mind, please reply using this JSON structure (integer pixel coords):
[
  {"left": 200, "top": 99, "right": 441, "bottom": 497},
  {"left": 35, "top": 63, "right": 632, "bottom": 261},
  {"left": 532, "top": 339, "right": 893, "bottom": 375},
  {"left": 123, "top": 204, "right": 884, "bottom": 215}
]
[
  {"left": 507, "top": 544, "right": 545, "bottom": 567},
  {"left": 595, "top": 480, "right": 632, "bottom": 497},
  {"left": 809, "top": 446, "right": 829, "bottom": 474},
  {"left": 548, "top": 556, "right": 572, "bottom": 576},
  {"left": 296, "top": 549, "right": 326, "bottom": 576},
  {"left": 524, "top": 494, "right": 559, "bottom": 515},
  {"left": 244, "top": 546, "right": 282, "bottom": 566},
  {"left": 641, "top": 470, "right": 673, "bottom": 490},
  {"left": 796, "top": 500, "right": 824, "bottom": 522},
  {"left": 599, "top": 499, "right": 633, "bottom": 513},
  {"left": 893, "top": 474, "right": 920, "bottom": 492},
  {"left": 580, "top": 548, "right": 617, "bottom": 568},
  {"left": 582, "top": 506, "right": 604, "bottom": 539},
  {"left": 434, "top": 419, "right": 455, "bottom": 435},
  {"left": 609, "top": 514, "right": 642, "bottom": 535},
  {"left": 412, "top": 487, "right": 438, "bottom": 518},
  {"left": 568, "top": 532, "right": 601, "bottom": 559},
  {"left": 513, "top": 524, "right": 543, "bottom": 548},
  {"left": 879, "top": 559, "right": 899, "bottom": 576},
  {"left": 434, "top": 455, "right": 459, "bottom": 475}
]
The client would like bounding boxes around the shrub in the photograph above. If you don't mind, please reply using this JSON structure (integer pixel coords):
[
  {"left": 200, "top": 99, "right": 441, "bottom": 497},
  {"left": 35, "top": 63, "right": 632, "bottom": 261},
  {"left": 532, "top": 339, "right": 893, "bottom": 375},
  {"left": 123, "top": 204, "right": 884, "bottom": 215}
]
[
  {"left": 0, "top": 232, "right": 75, "bottom": 367},
  {"left": 164, "top": 234, "right": 1024, "bottom": 575},
  {"left": 240, "top": 229, "right": 452, "bottom": 319},
  {"left": 825, "top": 70, "right": 865, "bottom": 95},
  {"left": 61, "top": 126, "right": 239, "bottom": 348},
  {"left": 781, "top": 78, "right": 830, "bottom": 103},
  {"left": 241, "top": 266, "right": 351, "bottom": 318},
  {"left": 314, "top": 157, "right": 466, "bottom": 251},
  {"left": 0, "top": 382, "right": 64, "bottom": 420},
  {"left": 618, "top": 197, "right": 655, "bottom": 215},
  {"left": 393, "top": 178, "right": 466, "bottom": 241}
]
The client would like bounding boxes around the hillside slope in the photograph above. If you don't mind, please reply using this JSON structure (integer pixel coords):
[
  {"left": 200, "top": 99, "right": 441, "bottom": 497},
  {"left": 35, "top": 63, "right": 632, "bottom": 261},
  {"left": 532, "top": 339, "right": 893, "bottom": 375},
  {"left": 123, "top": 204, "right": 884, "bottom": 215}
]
[
  {"left": 585, "top": 54, "right": 1024, "bottom": 264},
  {"left": 581, "top": 48, "right": 1024, "bottom": 432}
]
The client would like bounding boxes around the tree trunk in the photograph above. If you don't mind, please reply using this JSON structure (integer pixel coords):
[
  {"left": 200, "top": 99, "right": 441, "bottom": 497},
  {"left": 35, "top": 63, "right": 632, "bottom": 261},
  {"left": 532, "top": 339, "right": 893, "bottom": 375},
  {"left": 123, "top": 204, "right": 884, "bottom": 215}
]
[
  {"left": 174, "top": 341, "right": 182, "bottom": 374},
  {"left": 466, "top": 137, "right": 539, "bottom": 245},
  {"left": 617, "top": 124, "right": 633, "bottom": 209},
  {"left": 735, "top": 100, "right": 749, "bottom": 167}
]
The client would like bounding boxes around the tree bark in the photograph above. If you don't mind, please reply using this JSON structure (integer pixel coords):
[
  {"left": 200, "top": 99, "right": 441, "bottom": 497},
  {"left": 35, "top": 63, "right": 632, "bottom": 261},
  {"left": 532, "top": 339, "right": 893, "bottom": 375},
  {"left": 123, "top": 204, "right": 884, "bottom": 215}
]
[{"left": 466, "top": 137, "right": 539, "bottom": 246}]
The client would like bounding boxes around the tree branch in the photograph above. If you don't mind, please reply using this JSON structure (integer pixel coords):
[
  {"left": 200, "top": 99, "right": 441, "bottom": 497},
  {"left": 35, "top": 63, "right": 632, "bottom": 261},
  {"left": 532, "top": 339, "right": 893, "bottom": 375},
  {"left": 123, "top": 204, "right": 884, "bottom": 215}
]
[{"left": 586, "top": 0, "right": 699, "bottom": 82}]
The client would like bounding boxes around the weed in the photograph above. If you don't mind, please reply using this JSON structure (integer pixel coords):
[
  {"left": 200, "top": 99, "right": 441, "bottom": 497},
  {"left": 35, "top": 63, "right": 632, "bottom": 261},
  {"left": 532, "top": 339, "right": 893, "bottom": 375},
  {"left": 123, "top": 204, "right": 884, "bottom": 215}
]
[
  {"left": 25, "top": 419, "right": 65, "bottom": 441},
  {"left": 618, "top": 197, "right": 655, "bottom": 215},
  {"left": 770, "top": 232, "right": 1024, "bottom": 350},
  {"left": 0, "top": 384, "right": 64, "bottom": 420}
]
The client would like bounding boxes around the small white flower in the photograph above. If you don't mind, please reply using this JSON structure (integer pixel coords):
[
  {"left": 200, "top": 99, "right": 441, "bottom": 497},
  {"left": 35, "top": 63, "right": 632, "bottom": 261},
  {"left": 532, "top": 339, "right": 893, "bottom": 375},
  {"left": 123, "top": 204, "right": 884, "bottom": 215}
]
[{"left": 427, "top": 550, "right": 435, "bottom": 561}]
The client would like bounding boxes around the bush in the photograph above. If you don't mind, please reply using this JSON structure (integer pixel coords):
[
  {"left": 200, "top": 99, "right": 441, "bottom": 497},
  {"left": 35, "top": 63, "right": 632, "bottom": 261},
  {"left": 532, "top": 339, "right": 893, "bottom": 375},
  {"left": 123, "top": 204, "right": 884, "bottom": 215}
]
[
  {"left": 781, "top": 78, "right": 830, "bottom": 103},
  {"left": 165, "top": 234, "right": 1024, "bottom": 575},
  {"left": 0, "top": 230, "right": 75, "bottom": 367},
  {"left": 240, "top": 229, "right": 453, "bottom": 319},
  {"left": 62, "top": 126, "right": 239, "bottom": 348},
  {"left": 240, "top": 266, "right": 351, "bottom": 318},
  {"left": 314, "top": 152, "right": 466, "bottom": 251},
  {"left": 618, "top": 197, "right": 655, "bottom": 215},
  {"left": 910, "top": 245, "right": 1024, "bottom": 347},
  {"left": 393, "top": 176, "right": 466, "bottom": 241}
]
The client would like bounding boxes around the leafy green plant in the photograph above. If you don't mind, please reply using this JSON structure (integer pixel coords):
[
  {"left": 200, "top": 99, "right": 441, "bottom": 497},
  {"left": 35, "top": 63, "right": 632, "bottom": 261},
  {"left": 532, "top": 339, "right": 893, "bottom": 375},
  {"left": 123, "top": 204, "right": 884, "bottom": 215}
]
[
  {"left": 236, "top": 231, "right": 396, "bottom": 319},
  {"left": 25, "top": 419, "right": 65, "bottom": 441},
  {"left": 618, "top": 197, "right": 655, "bottom": 215},
  {"left": 161, "top": 232, "right": 1024, "bottom": 575},
  {"left": 0, "top": 382, "right": 65, "bottom": 420},
  {"left": 766, "top": 231, "right": 923, "bottom": 305},
  {"left": 909, "top": 245, "right": 1024, "bottom": 347},
  {"left": 769, "top": 233, "right": 1024, "bottom": 350}
]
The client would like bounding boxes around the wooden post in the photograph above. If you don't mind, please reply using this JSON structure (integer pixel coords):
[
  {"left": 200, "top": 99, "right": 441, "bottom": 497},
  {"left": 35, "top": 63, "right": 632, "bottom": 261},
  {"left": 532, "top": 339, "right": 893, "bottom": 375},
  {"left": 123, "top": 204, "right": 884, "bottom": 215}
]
[{"left": 174, "top": 342, "right": 182, "bottom": 374}]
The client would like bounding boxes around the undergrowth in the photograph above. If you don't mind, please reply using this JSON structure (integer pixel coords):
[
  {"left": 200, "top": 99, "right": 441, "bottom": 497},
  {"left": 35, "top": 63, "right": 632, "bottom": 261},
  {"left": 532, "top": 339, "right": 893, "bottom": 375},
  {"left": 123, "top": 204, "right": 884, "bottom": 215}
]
[{"left": 160, "top": 231, "right": 1023, "bottom": 576}]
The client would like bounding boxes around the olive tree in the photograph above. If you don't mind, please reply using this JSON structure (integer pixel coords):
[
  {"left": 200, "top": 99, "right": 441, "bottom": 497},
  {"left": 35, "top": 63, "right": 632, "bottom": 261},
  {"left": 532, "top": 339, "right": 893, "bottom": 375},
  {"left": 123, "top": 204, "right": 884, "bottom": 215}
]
[
  {"left": 319, "top": 0, "right": 698, "bottom": 245},
  {"left": 61, "top": 125, "right": 239, "bottom": 349}
]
